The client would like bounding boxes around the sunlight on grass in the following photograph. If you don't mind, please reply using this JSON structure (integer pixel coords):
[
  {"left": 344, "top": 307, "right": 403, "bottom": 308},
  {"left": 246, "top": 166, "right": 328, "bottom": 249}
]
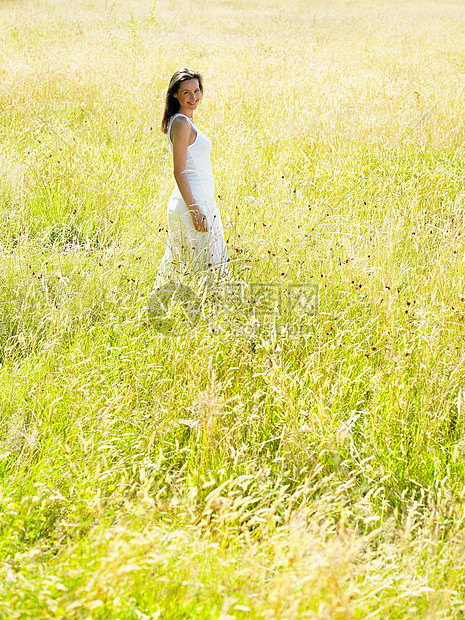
[{"left": 1, "top": 0, "right": 465, "bottom": 617}]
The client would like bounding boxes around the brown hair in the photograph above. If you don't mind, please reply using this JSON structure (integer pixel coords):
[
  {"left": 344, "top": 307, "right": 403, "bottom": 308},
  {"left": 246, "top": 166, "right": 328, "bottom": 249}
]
[{"left": 161, "top": 68, "right": 204, "bottom": 134}]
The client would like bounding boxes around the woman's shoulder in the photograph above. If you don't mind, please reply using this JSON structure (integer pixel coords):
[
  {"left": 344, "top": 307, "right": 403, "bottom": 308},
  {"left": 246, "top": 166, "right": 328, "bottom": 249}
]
[
  {"left": 170, "top": 114, "right": 191, "bottom": 129},
  {"left": 169, "top": 114, "right": 195, "bottom": 142}
]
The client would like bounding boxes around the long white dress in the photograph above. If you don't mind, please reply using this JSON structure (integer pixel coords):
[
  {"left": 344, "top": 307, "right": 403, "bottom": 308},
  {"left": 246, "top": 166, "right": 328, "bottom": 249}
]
[{"left": 154, "top": 113, "right": 229, "bottom": 288}]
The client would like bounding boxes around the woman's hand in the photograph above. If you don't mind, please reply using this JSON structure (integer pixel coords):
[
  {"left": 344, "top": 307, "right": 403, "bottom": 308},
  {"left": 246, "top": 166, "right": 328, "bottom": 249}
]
[{"left": 189, "top": 204, "right": 209, "bottom": 232}]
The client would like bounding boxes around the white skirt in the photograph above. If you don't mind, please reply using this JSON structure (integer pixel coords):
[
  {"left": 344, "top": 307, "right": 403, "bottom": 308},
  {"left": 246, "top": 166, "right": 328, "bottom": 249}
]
[{"left": 154, "top": 192, "right": 229, "bottom": 288}]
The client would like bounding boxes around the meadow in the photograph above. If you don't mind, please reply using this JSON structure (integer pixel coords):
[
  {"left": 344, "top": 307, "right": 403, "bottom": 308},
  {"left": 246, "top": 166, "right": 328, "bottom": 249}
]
[{"left": 1, "top": 0, "right": 465, "bottom": 617}]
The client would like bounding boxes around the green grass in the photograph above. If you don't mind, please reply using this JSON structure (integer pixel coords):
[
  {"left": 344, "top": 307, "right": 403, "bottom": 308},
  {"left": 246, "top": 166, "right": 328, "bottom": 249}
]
[{"left": 1, "top": 0, "right": 465, "bottom": 617}]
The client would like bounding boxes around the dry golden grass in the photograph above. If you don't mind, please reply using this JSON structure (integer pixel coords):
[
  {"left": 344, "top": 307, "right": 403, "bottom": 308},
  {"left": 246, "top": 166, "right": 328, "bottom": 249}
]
[{"left": 1, "top": 0, "right": 465, "bottom": 618}]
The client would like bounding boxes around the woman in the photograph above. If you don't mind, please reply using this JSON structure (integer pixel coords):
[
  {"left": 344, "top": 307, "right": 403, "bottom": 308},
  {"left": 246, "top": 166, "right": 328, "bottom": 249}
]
[{"left": 154, "top": 68, "right": 229, "bottom": 289}]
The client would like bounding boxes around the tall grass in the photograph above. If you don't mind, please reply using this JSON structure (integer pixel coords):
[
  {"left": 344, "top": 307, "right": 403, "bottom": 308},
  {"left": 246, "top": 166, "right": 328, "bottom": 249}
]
[{"left": 1, "top": 0, "right": 465, "bottom": 617}]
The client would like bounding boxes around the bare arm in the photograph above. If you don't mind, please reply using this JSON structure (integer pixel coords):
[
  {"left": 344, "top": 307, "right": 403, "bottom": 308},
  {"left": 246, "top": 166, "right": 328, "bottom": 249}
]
[{"left": 171, "top": 117, "right": 208, "bottom": 232}]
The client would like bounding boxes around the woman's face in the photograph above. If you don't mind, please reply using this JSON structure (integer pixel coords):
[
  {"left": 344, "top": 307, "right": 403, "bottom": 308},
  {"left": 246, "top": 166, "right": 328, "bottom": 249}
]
[{"left": 174, "top": 78, "right": 202, "bottom": 114}]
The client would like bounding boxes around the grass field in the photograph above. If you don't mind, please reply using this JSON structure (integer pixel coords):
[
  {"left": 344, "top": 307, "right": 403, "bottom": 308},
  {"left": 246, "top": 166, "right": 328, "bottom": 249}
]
[{"left": 2, "top": 0, "right": 465, "bottom": 617}]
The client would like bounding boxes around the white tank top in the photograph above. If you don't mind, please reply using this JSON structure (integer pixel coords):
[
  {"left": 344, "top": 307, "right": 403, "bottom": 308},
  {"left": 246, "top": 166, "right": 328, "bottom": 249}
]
[{"left": 167, "top": 113, "right": 215, "bottom": 200}]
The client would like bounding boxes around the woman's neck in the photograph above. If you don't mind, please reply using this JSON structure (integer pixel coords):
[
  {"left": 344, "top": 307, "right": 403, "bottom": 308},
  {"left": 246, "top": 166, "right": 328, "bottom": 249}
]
[{"left": 178, "top": 107, "right": 194, "bottom": 120}]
